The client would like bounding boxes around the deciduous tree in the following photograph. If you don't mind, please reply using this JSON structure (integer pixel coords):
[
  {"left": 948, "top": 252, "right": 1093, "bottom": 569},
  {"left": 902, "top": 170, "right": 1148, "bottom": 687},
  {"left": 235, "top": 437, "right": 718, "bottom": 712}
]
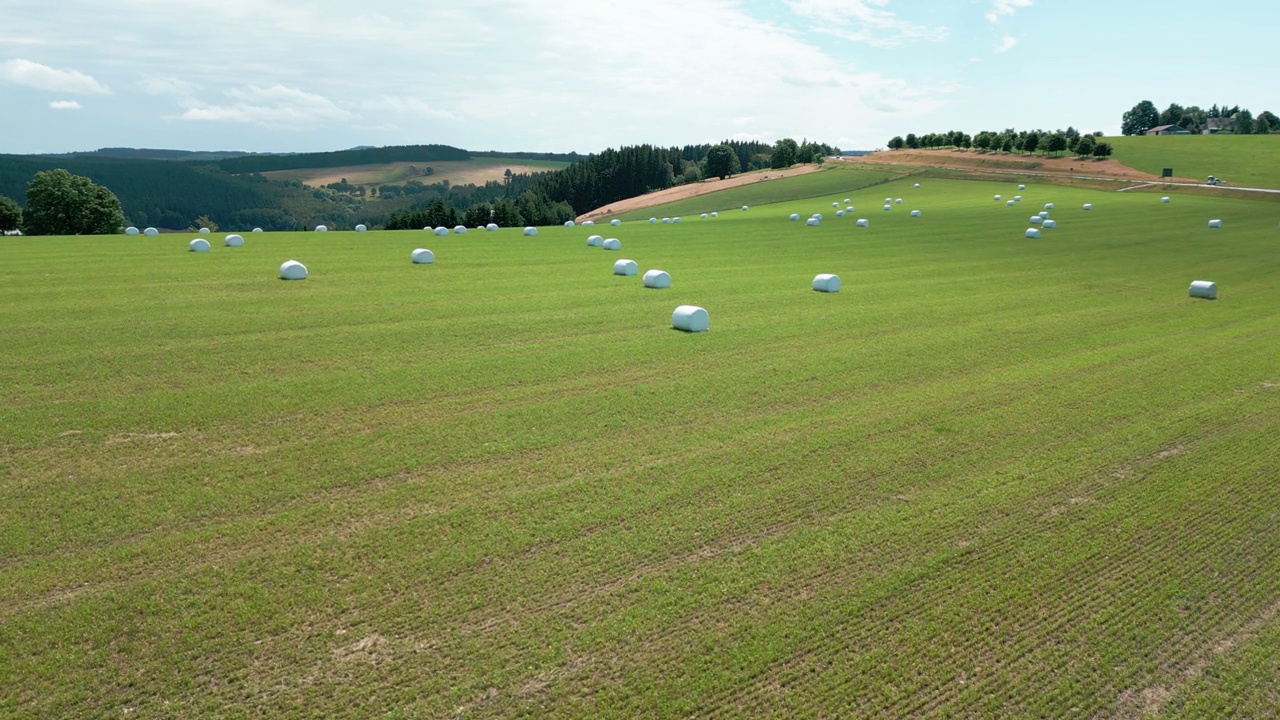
[
  {"left": 24, "top": 169, "right": 125, "bottom": 235},
  {"left": 704, "top": 144, "right": 740, "bottom": 179},
  {"left": 0, "top": 195, "right": 21, "bottom": 232},
  {"left": 1121, "top": 100, "right": 1160, "bottom": 136}
]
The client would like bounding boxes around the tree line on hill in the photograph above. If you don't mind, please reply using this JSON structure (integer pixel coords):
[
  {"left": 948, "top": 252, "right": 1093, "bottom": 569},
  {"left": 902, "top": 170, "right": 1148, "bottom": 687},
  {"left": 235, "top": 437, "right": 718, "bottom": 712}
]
[
  {"left": 1120, "top": 101, "right": 1280, "bottom": 136},
  {"left": 885, "top": 128, "right": 1113, "bottom": 159},
  {"left": 0, "top": 138, "right": 841, "bottom": 234}
]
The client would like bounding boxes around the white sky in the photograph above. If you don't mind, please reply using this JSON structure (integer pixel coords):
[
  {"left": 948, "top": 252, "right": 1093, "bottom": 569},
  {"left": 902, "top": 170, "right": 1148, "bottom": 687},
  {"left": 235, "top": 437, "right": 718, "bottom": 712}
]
[{"left": 1, "top": 0, "right": 1276, "bottom": 154}]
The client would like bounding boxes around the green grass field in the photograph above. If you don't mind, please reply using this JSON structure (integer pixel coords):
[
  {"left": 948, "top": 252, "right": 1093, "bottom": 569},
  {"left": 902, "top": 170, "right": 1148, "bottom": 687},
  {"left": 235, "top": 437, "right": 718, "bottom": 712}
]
[
  {"left": 1108, "top": 134, "right": 1280, "bottom": 189},
  {"left": 3, "top": 177, "right": 1279, "bottom": 718},
  {"left": 614, "top": 165, "right": 902, "bottom": 220}
]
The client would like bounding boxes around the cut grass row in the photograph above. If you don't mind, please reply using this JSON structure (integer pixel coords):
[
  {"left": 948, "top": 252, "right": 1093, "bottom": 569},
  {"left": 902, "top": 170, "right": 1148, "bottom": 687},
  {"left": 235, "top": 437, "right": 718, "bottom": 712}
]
[{"left": 2, "top": 178, "right": 1279, "bottom": 717}]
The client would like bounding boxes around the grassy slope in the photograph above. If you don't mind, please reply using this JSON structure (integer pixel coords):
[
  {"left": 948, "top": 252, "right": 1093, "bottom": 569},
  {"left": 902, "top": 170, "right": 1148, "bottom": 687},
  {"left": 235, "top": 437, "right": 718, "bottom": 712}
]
[
  {"left": 614, "top": 165, "right": 902, "bottom": 220},
  {"left": 263, "top": 156, "right": 569, "bottom": 188},
  {"left": 1108, "top": 134, "right": 1280, "bottom": 188},
  {"left": 2, "top": 177, "right": 1280, "bottom": 718}
]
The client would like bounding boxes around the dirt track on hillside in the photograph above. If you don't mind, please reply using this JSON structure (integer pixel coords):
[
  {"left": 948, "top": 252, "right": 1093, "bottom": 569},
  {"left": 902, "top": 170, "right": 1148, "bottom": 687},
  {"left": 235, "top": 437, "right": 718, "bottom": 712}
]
[{"left": 577, "top": 164, "right": 823, "bottom": 220}]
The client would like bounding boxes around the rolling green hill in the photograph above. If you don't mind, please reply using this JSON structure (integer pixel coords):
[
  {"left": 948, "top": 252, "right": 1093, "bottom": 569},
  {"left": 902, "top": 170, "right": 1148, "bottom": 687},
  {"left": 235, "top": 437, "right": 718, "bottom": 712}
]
[
  {"left": 4, "top": 176, "right": 1279, "bottom": 717},
  {"left": 1108, "top": 134, "right": 1280, "bottom": 188}
]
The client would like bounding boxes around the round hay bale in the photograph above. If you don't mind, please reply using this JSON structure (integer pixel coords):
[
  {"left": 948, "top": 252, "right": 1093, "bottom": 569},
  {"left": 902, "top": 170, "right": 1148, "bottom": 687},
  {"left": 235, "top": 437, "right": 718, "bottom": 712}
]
[
  {"left": 711, "top": 212, "right": 718, "bottom": 217},
  {"left": 1018, "top": 184, "right": 1026, "bottom": 190},
  {"left": 199, "top": 227, "right": 211, "bottom": 234},
  {"left": 1208, "top": 219, "right": 1223, "bottom": 228},
  {"left": 1043, "top": 219, "right": 1057, "bottom": 229},
  {"left": 883, "top": 204, "right": 892, "bottom": 211},
  {"left": 602, "top": 238, "right": 621, "bottom": 250},
  {"left": 411, "top": 248, "right": 434, "bottom": 264},
  {"left": 913, "top": 183, "right": 920, "bottom": 189},
  {"left": 1189, "top": 280, "right": 1217, "bottom": 299},
  {"left": 125, "top": 226, "right": 139, "bottom": 235},
  {"left": 611, "top": 219, "right": 622, "bottom": 226},
  {"left": 643, "top": 269, "right": 671, "bottom": 288},
  {"left": 790, "top": 214, "right": 801, "bottom": 221},
  {"left": 434, "top": 227, "right": 449, "bottom": 236},
  {"left": 1030, "top": 216, "right": 1043, "bottom": 225},
  {"left": 315, "top": 225, "right": 327, "bottom": 232},
  {"left": 832, "top": 202, "right": 839, "bottom": 208},
  {"left": 224, "top": 234, "right": 244, "bottom": 247},
  {"left": 649, "top": 217, "right": 658, "bottom": 223},
  {"left": 662, "top": 217, "right": 671, "bottom": 224},
  {"left": 836, "top": 210, "right": 846, "bottom": 217},
  {"left": 910, "top": 210, "right": 922, "bottom": 217},
  {"left": 1044, "top": 203, "right": 1055, "bottom": 210},
  {"left": 895, "top": 198, "right": 903, "bottom": 204},
  {"left": 672, "top": 305, "right": 708, "bottom": 332},
  {"left": 583, "top": 220, "right": 594, "bottom": 226},
  {"left": 994, "top": 195, "right": 1002, "bottom": 201},
  {"left": 189, "top": 238, "right": 210, "bottom": 252},
  {"left": 812, "top": 213, "right": 823, "bottom": 220},
  {"left": 700, "top": 213, "right": 708, "bottom": 219},
  {"left": 613, "top": 259, "right": 637, "bottom": 276},
  {"left": 1007, "top": 200, "right": 1016, "bottom": 206},
  {"left": 844, "top": 198, "right": 852, "bottom": 203},
  {"left": 587, "top": 235, "right": 604, "bottom": 246},
  {"left": 742, "top": 205, "right": 749, "bottom": 211},
  {"left": 355, "top": 224, "right": 368, "bottom": 232},
  {"left": 1083, "top": 203, "right": 1093, "bottom": 210},
  {"left": 1014, "top": 195, "right": 1023, "bottom": 202},
  {"left": 1161, "top": 196, "right": 1171, "bottom": 203},
  {"left": 673, "top": 217, "right": 681, "bottom": 223},
  {"left": 486, "top": 223, "right": 499, "bottom": 231},
  {"left": 1025, "top": 228, "right": 1041, "bottom": 239},
  {"left": 279, "top": 259, "right": 308, "bottom": 280},
  {"left": 252, "top": 228, "right": 263, "bottom": 233},
  {"left": 523, "top": 227, "right": 538, "bottom": 236},
  {"left": 857, "top": 218, "right": 869, "bottom": 227},
  {"left": 885, "top": 197, "right": 892, "bottom": 203},
  {"left": 454, "top": 225, "right": 467, "bottom": 234},
  {"left": 1039, "top": 211, "right": 1050, "bottom": 218},
  {"left": 806, "top": 218, "right": 820, "bottom": 226},
  {"left": 812, "top": 274, "right": 840, "bottom": 293},
  {"left": 564, "top": 220, "right": 576, "bottom": 228}
]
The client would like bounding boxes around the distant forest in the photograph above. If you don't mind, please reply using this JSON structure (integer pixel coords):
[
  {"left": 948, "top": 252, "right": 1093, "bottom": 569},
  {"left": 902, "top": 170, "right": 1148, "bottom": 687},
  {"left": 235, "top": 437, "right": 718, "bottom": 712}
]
[{"left": 0, "top": 139, "right": 839, "bottom": 232}]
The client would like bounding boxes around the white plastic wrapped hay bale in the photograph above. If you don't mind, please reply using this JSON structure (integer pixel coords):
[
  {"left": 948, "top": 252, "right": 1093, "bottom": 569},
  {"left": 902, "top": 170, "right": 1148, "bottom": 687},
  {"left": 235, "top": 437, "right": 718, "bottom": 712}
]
[
  {"left": 199, "top": 227, "right": 211, "bottom": 234},
  {"left": 857, "top": 218, "right": 869, "bottom": 227},
  {"left": 711, "top": 212, "right": 718, "bottom": 217},
  {"left": 895, "top": 198, "right": 903, "bottom": 204},
  {"left": 1025, "top": 228, "right": 1041, "bottom": 238},
  {"left": 1083, "top": 203, "right": 1093, "bottom": 211},
  {"left": 583, "top": 220, "right": 595, "bottom": 226},
  {"left": 411, "top": 248, "right": 434, "bottom": 264},
  {"left": 913, "top": 183, "right": 921, "bottom": 188},
  {"left": 564, "top": 220, "right": 575, "bottom": 227},
  {"left": 125, "top": 226, "right": 139, "bottom": 235},
  {"left": 649, "top": 217, "right": 658, "bottom": 223},
  {"left": 1044, "top": 203, "right": 1055, "bottom": 210},
  {"left": 1018, "top": 184, "right": 1026, "bottom": 190},
  {"left": 1189, "top": 280, "right": 1217, "bottom": 299},
  {"left": 486, "top": 223, "right": 499, "bottom": 232},
  {"left": 1039, "top": 211, "right": 1050, "bottom": 218},
  {"left": 454, "top": 225, "right": 467, "bottom": 234},
  {"left": 1030, "top": 216, "right": 1043, "bottom": 225},
  {"left": 611, "top": 219, "right": 621, "bottom": 226},
  {"left": 910, "top": 210, "right": 922, "bottom": 217},
  {"left": 613, "top": 259, "right": 637, "bottom": 276},
  {"left": 434, "top": 227, "right": 449, "bottom": 236},
  {"left": 672, "top": 305, "right": 708, "bottom": 332},
  {"left": 643, "top": 269, "right": 671, "bottom": 288},
  {"left": 1161, "top": 196, "right": 1171, "bottom": 203},
  {"left": 280, "top": 259, "right": 308, "bottom": 280},
  {"left": 674, "top": 217, "right": 681, "bottom": 223},
  {"left": 662, "top": 217, "right": 671, "bottom": 224},
  {"left": 224, "top": 234, "right": 244, "bottom": 247},
  {"left": 832, "top": 202, "right": 839, "bottom": 208},
  {"left": 189, "top": 238, "right": 210, "bottom": 252},
  {"left": 1007, "top": 200, "right": 1016, "bottom": 206},
  {"left": 700, "top": 213, "right": 708, "bottom": 219},
  {"left": 812, "top": 274, "right": 840, "bottom": 293},
  {"left": 844, "top": 198, "right": 852, "bottom": 203},
  {"left": 806, "top": 218, "right": 820, "bottom": 226},
  {"left": 252, "top": 228, "right": 263, "bottom": 233},
  {"left": 315, "top": 225, "right": 327, "bottom": 232},
  {"left": 883, "top": 204, "right": 892, "bottom": 211},
  {"left": 523, "top": 226, "right": 538, "bottom": 236},
  {"left": 885, "top": 197, "right": 892, "bottom": 203},
  {"left": 1014, "top": 195, "right": 1022, "bottom": 202},
  {"left": 1043, "top": 219, "right": 1057, "bottom": 229},
  {"left": 790, "top": 213, "right": 800, "bottom": 221},
  {"left": 836, "top": 210, "right": 846, "bottom": 217},
  {"left": 994, "top": 195, "right": 1002, "bottom": 201},
  {"left": 602, "top": 238, "right": 621, "bottom": 250},
  {"left": 587, "top": 235, "right": 603, "bottom": 247},
  {"left": 742, "top": 205, "right": 749, "bottom": 211},
  {"left": 1208, "top": 219, "right": 1223, "bottom": 228},
  {"left": 355, "top": 224, "right": 367, "bottom": 232},
  {"left": 812, "top": 213, "right": 823, "bottom": 221}
]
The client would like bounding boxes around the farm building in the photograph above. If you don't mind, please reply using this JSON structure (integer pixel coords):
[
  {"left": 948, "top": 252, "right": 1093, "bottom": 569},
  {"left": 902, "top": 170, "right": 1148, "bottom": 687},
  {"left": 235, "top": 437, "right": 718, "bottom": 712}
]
[
  {"left": 1145, "top": 125, "right": 1190, "bottom": 136},
  {"left": 1202, "top": 117, "right": 1234, "bottom": 135}
]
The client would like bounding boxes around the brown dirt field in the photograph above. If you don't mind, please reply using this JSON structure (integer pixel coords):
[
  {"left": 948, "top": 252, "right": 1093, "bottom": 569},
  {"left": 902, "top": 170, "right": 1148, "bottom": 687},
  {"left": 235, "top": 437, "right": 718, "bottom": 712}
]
[
  {"left": 856, "top": 149, "right": 1195, "bottom": 183},
  {"left": 262, "top": 160, "right": 567, "bottom": 189},
  {"left": 577, "top": 165, "right": 823, "bottom": 221}
]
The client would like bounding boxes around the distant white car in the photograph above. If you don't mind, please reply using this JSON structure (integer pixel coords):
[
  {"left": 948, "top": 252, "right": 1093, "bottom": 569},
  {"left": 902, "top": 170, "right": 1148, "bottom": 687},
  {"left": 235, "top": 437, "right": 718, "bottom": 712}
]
[{"left": 1206, "top": 175, "right": 1226, "bottom": 185}]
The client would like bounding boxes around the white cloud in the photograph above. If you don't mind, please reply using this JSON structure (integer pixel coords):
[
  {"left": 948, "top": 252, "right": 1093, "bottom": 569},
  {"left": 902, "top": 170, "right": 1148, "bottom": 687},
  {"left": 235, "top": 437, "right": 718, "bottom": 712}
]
[
  {"left": 0, "top": 58, "right": 110, "bottom": 94},
  {"left": 0, "top": 37, "right": 51, "bottom": 46},
  {"left": 365, "top": 96, "right": 458, "bottom": 122},
  {"left": 138, "top": 76, "right": 200, "bottom": 97},
  {"left": 785, "top": 0, "right": 948, "bottom": 46},
  {"left": 994, "top": 35, "right": 1018, "bottom": 53},
  {"left": 49, "top": 99, "right": 82, "bottom": 110},
  {"left": 176, "top": 84, "right": 355, "bottom": 130},
  {"left": 986, "top": 0, "right": 1032, "bottom": 23}
]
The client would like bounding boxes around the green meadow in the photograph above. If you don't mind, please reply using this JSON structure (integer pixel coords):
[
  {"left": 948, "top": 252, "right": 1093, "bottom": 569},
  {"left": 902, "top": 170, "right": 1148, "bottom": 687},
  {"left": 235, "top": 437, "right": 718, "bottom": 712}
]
[
  {"left": 1108, "top": 134, "right": 1280, "bottom": 188},
  {"left": 2, "top": 177, "right": 1279, "bottom": 718}
]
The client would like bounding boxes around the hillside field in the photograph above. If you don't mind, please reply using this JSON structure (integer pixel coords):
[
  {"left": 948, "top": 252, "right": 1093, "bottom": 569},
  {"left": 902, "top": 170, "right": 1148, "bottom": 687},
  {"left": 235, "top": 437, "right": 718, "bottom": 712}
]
[
  {"left": 1108, "top": 134, "right": 1280, "bottom": 189},
  {"left": 260, "top": 157, "right": 569, "bottom": 189},
  {"left": 2, "top": 177, "right": 1279, "bottom": 717}
]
